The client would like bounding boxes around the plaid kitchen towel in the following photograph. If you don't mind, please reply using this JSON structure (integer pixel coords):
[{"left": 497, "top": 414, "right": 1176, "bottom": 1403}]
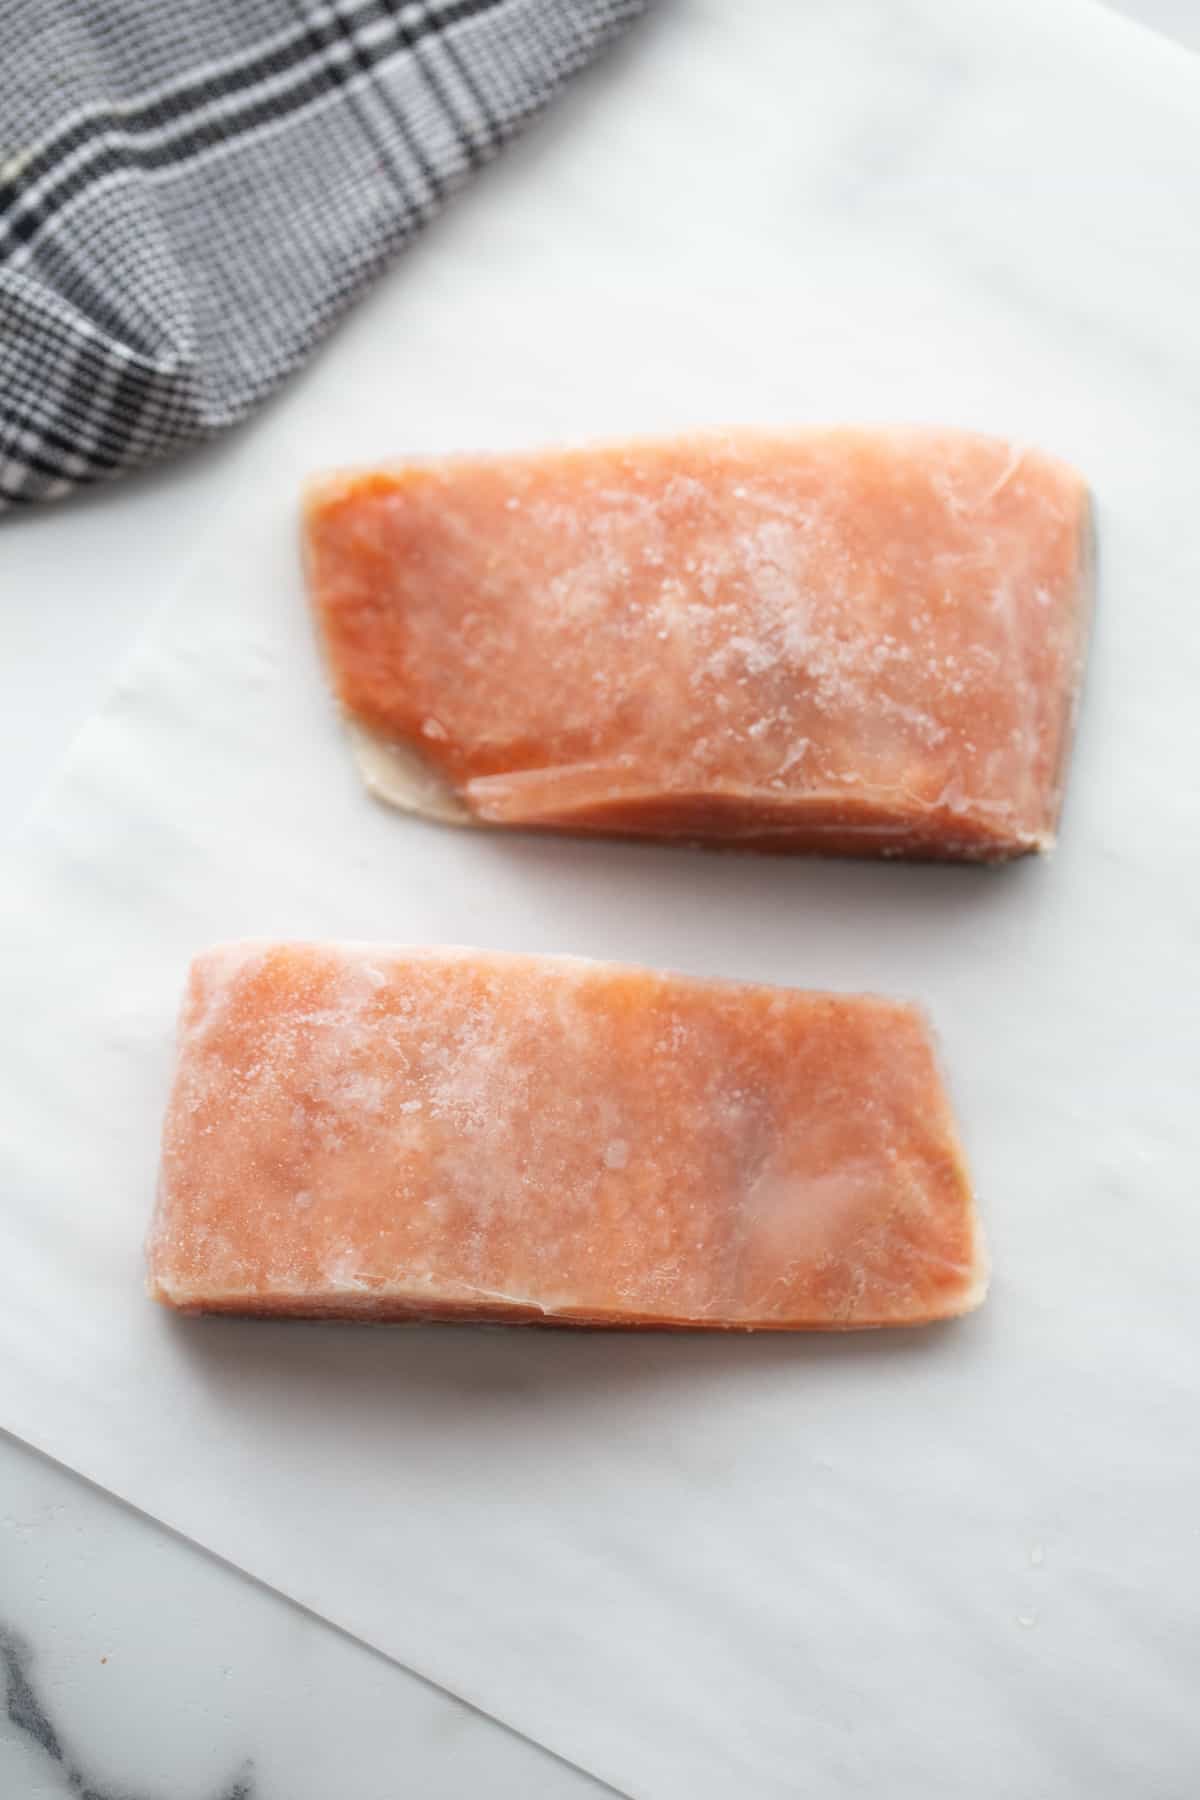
[{"left": 0, "top": 0, "right": 646, "bottom": 509}]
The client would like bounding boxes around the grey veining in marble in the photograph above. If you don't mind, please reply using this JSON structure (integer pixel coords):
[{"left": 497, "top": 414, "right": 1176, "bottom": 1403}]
[
  {"left": 1, "top": 1621, "right": 255, "bottom": 1800},
  {"left": 1, "top": 1623, "right": 250, "bottom": 1800},
  {"left": 0, "top": 1434, "right": 604, "bottom": 1799}
]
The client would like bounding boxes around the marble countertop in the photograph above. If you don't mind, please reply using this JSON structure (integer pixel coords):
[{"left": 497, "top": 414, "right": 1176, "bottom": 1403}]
[
  {"left": 0, "top": 1434, "right": 604, "bottom": 1799},
  {"left": 1, "top": 3, "right": 1195, "bottom": 1794}
]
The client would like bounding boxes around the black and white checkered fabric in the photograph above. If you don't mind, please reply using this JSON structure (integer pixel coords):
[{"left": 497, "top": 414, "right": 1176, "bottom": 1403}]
[{"left": 0, "top": 0, "right": 646, "bottom": 510}]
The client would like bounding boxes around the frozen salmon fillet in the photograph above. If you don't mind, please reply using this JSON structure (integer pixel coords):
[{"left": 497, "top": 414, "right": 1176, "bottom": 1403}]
[
  {"left": 302, "top": 427, "right": 1093, "bottom": 860},
  {"left": 148, "top": 943, "right": 986, "bottom": 1330}
]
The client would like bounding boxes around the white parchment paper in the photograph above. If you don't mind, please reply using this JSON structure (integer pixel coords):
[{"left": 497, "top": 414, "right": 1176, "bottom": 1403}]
[{"left": 3, "top": 2, "right": 1198, "bottom": 1793}]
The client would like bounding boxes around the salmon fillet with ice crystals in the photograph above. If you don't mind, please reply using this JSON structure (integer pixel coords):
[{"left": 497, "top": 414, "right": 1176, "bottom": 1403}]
[
  {"left": 148, "top": 943, "right": 986, "bottom": 1329},
  {"left": 302, "top": 427, "right": 1093, "bottom": 860}
]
